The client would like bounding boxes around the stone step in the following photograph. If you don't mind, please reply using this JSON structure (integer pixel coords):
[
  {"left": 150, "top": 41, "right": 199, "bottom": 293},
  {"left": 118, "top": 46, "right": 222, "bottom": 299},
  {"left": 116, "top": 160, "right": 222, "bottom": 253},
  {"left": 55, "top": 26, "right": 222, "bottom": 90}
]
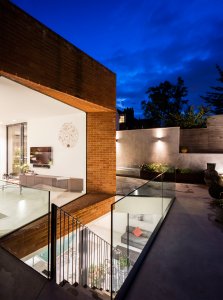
[{"left": 61, "top": 281, "right": 110, "bottom": 300}]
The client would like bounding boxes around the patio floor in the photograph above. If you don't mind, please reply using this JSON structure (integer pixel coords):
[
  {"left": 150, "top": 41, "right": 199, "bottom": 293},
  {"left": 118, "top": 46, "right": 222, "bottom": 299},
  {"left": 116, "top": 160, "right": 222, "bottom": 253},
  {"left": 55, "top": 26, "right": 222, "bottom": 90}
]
[{"left": 119, "top": 179, "right": 223, "bottom": 300}]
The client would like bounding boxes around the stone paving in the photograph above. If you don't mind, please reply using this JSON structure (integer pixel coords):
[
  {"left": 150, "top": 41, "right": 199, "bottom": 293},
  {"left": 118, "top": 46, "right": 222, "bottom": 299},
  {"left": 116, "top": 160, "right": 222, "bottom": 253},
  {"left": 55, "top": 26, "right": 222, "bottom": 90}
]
[{"left": 119, "top": 180, "right": 223, "bottom": 300}]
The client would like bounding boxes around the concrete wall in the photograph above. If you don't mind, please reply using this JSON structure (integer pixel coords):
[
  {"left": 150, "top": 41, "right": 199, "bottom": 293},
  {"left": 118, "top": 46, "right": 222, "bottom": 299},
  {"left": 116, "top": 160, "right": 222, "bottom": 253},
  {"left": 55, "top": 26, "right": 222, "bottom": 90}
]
[
  {"left": 178, "top": 153, "right": 223, "bottom": 173},
  {"left": 117, "top": 126, "right": 223, "bottom": 172},
  {"left": 180, "top": 115, "right": 223, "bottom": 153},
  {"left": 116, "top": 127, "right": 180, "bottom": 168}
]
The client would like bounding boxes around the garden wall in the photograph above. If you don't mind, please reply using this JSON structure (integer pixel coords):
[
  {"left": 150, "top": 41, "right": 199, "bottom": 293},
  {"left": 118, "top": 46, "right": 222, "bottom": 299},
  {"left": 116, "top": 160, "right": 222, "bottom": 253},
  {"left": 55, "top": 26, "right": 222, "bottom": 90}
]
[
  {"left": 117, "top": 115, "right": 223, "bottom": 173},
  {"left": 180, "top": 115, "right": 223, "bottom": 153},
  {"left": 116, "top": 127, "right": 180, "bottom": 168}
]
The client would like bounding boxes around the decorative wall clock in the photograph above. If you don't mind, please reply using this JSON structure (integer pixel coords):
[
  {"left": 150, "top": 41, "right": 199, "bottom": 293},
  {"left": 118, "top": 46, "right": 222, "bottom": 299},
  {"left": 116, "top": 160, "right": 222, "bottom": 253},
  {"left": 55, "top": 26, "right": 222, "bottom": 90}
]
[{"left": 58, "top": 122, "right": 78, "bottom": 148}]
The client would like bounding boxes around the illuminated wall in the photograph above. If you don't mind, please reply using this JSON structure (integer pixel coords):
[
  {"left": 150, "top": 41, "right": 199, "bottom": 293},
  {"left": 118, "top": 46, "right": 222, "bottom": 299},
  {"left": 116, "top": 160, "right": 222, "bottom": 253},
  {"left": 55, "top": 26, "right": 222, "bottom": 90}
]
[
  {"left": 116, "top": 127, "right": 180, "bottom": 168},
  {"left": 116, "top": 127, "right": 223, "bottom": 172}
]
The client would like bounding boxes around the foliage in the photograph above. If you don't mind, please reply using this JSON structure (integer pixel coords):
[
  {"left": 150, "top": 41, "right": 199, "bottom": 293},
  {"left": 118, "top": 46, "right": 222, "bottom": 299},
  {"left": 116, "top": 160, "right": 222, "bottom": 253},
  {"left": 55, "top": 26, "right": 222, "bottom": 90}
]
[
  {"left": 119, "top": 256, "right": 130, "bottom": 269},
  {"left": 20, "top": 163, "right": 30, "bottom": 173},
  {"left": 141, "top": 163, "right": 174, "bottom": 173},
  {"left": 176, "top": 168, "right": 203, "bottom": 174},
  {"left": 201, "top": 64, "right": 223, "bottom": 114},
  {"left": 169, "top": 105, "right": 209, "bottom": 128},
  {"left": 210, "top": 199, "right": 223, "bottom": 209},
  {"left": 141, "top": 77, "right": 188, "bottom": 127},
  {"left": 88, "top": 264, "right": 106, "bottom": 287}
]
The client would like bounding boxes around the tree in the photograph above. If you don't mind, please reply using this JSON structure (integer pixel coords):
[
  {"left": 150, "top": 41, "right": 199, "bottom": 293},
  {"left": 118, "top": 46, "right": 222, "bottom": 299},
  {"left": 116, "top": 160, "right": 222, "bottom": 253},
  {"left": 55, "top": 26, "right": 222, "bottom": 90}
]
[
  {"left": 201, "top": 64, "right": 223, "bottom": 114},
  {"left": 169, "top": 105, "right": 209, "bottom": 128},
  {"left": 141, "top": 77, "right": 188, "bottom": 127}
]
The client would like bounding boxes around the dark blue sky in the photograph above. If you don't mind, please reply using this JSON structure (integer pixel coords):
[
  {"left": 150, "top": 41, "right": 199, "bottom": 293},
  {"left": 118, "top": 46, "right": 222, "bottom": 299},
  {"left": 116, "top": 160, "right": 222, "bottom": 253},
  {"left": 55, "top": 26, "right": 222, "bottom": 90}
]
[{"left": 12, "top": 0, "right": 223, "bottom": 118}]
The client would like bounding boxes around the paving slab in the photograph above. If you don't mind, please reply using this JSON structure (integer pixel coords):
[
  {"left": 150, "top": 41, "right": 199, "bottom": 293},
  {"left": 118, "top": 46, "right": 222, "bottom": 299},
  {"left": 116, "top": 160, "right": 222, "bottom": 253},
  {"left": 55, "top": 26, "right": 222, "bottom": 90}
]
[{"left": 122, "top": 183, "right": 223, "bottom": 300}]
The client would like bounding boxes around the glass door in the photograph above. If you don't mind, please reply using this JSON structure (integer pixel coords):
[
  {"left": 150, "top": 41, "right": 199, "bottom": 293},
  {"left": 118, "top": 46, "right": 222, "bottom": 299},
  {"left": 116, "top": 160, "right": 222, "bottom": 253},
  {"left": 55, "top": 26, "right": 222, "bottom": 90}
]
[{"left": 7, "top": 123, "right": 27, "bottom": 176}]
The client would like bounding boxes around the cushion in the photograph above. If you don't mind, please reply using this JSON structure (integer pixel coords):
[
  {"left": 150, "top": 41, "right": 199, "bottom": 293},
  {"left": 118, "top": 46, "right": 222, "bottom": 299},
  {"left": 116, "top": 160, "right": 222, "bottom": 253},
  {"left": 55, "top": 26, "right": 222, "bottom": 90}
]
[{"left": 132, "top": 227, "right": 142, "bottom": 237}]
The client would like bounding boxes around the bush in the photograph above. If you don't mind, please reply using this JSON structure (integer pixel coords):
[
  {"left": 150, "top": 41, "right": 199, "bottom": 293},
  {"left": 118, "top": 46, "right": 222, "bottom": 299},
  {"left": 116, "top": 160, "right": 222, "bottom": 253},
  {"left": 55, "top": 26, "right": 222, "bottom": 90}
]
[{"left": 141, "top": 163, "right": 174, "bottom": 173}]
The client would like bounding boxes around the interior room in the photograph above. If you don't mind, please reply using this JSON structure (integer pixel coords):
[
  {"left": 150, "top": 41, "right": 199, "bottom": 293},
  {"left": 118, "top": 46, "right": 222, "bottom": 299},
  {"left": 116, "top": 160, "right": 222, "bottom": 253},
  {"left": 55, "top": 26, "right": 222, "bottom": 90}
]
[{"left": 0, "top": 76, "right": 86, "bottom": 236}]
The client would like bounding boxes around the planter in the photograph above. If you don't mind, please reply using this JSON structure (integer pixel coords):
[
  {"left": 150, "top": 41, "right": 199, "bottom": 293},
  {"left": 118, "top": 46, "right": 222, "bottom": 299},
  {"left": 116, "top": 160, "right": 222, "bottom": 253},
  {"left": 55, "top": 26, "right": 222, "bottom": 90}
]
[
  {"left": 140, "top": 169, "right": 204, "bottom": 184},
  {"left": 204, "top": 163, "right": 218, "bottom": 186},
  {"left": 140, "top": 170, "right": 175, "bottom": 182},
  {"left": 176, "top": 171, "right": 204, "bottom": 184},
  {"left": 140, "top": 170, "right": 160, "bottom": 180}
]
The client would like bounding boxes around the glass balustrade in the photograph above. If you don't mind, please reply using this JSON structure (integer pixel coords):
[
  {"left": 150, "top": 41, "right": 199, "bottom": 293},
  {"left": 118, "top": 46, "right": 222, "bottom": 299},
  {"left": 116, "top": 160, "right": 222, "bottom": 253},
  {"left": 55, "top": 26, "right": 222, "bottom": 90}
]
[
  {"left": 111, "top": 172, "right": 176, "bottom": 296},
  {"left": 0, "top": 179, "right": 50, "bottom": 237}
]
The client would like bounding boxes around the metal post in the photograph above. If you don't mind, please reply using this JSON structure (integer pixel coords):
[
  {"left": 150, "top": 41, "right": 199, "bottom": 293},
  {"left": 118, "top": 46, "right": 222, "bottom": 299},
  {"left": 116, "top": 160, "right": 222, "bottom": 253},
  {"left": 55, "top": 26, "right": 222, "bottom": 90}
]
[
  {"left": 111, "top": 204, "right": 114, "bottom": 299},
  {"left": 51, "top": 203, "right": 57, "bottom": 282},
  {"left": 127, "top": 213, "right": 130, "bottom": 271},
  {"left": 79, "top": 227, "right": 88, "bottom": 285}
]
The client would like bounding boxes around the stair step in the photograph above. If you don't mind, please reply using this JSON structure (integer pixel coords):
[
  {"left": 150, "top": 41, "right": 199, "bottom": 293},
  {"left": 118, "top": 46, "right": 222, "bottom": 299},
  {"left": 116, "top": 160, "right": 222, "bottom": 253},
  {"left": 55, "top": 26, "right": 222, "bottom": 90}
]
[{"left": 61, "top": 282, "right": 110, "bottom": 300}]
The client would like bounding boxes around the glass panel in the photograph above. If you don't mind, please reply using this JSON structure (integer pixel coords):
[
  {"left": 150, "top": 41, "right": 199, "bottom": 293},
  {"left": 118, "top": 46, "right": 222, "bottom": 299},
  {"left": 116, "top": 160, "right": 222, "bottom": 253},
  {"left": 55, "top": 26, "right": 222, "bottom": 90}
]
[
  {"left": 7, "top": 123, "right": 27, "bottom": 176},
  {"left": 111, "top": 172, "right": 175, "bottom": 295},
  {"left": 0, "top": 179, "right": 50, "bottom": 237},
  {"left": 0, "top": 179, "right": 51, "bottom": 278},
  {"left": 21, "top": 215, "right": 50, "bottom": 279},
  {"left": 162, "top": 180, "right": 176, "bottom": 215},
  {"left": 23, "top": 123, "right": 27, "bottom": 166},
  {"left": 7, "top": 124, "right": 21, "bottom": 175}
]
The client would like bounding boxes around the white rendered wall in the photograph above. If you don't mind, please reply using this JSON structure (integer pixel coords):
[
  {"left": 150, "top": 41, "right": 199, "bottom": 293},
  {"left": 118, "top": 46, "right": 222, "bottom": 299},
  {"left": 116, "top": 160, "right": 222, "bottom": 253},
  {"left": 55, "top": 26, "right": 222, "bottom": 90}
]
[
  {"left": 0, "top": 125, "right": 6, "bottom": 178},
  {"left": 27, "top": 113, "right": 86, "bottom": 192}
]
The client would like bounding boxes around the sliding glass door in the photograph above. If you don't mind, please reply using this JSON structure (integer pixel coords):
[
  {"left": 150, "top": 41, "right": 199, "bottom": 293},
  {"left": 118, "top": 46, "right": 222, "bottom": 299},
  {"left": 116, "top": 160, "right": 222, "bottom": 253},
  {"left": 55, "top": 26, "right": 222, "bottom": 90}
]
[{"left": 7, "top": 123, "right": 27, "bottom": 176}]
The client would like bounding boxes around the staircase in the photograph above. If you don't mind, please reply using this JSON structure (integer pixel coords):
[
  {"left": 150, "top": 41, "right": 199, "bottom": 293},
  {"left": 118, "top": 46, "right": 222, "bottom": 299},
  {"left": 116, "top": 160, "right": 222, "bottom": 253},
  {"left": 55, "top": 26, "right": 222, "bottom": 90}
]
[
  {"left": 61, "top": 280, "right": 110, "bottom": 299},
  {"left": 51, "top": 204, "right": 117, "bottom": 298}
]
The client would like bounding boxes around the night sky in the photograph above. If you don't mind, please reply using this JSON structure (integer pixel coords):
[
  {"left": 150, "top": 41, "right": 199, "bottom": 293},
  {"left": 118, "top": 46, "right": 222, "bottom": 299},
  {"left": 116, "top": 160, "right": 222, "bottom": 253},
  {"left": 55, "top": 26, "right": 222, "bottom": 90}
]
[{"left": 12, "top": 0, "right": 223, "bottom": 118}]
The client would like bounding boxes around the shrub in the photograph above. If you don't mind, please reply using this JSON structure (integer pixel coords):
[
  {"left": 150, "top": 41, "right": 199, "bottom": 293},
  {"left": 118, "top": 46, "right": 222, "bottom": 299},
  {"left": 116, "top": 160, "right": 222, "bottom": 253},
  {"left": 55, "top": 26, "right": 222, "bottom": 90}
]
[{"left": 141, "top": 163, "right": 174, "bottom": 173}]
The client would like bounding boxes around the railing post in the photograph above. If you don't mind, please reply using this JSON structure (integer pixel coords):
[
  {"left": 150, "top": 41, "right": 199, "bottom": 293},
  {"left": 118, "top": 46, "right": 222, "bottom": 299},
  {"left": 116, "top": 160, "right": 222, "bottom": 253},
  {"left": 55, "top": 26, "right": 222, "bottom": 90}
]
[
  {"left": 51, "top": 203, "right": 57, "bottom": 282},
  {"left": 79, "top": 227, "right": 88, "bottom": 286}
]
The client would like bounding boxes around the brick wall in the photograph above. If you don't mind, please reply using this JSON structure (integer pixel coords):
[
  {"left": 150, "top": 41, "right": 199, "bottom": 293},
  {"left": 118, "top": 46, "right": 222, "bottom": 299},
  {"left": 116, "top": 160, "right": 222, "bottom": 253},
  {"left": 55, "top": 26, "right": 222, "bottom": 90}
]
[
  {"left": 0, "top": 1, "right": 116, "bottom": 110},
  {"left": 87, "top": 112, "right": 116, "bottom": 194}
]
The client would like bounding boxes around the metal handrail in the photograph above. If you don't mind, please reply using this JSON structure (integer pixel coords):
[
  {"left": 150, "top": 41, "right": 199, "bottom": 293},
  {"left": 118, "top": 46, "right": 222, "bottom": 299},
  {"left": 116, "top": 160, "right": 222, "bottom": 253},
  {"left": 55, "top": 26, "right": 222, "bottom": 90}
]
[{"left": 51, "top": 204, "right": 115, "bottom": 292}]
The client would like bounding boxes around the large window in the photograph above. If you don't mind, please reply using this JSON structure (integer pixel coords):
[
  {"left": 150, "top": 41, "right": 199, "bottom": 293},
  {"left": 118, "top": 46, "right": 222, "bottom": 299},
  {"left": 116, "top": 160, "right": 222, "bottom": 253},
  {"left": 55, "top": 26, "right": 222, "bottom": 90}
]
[{"left": 7, "top": 123, "right": 27, "bottom": 176}]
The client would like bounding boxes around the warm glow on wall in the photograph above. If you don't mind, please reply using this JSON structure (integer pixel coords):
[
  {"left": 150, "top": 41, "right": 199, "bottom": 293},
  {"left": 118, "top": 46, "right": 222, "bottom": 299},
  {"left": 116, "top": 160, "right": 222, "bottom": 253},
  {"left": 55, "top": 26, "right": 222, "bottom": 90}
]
[
  {"left": 154, "top": 128, "right": 165, "bottom": 139},
  {"left": 152, "top": 128, "right": 168, "bottom": 158}
]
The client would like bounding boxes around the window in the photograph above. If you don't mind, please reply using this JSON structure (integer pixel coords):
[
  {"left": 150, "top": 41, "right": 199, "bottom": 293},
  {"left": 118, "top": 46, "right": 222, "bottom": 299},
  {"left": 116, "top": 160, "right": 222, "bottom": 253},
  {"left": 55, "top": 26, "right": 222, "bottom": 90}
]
[
  {"left": 7, "top": 123, "right": 27, "bottom": 176},
  {"left": 119, "top": 115, "right": 125, "bottom": 124}
]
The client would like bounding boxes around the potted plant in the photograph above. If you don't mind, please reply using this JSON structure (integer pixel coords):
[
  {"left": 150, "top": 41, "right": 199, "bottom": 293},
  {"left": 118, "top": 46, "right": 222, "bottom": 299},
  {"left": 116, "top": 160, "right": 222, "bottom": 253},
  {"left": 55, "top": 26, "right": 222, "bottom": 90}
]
[
  {"left": 180, "top": 146, "right": 188, "bottom": 153},
  {"left": 88, "top": 264, "right": 106, "bottom": 288},
  {"left": 119, "top": 256, "right": 130, "bottom": 270},
  {"left": 20, "top": 163, "right": 30, "bottom": 174}
]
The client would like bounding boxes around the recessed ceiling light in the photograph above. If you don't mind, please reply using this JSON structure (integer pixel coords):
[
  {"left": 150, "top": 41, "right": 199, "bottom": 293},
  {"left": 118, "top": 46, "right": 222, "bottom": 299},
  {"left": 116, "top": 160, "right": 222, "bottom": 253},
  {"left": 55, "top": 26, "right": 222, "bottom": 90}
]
[{"left": 12, "top": 119, "right": 17, "bottom": 122}]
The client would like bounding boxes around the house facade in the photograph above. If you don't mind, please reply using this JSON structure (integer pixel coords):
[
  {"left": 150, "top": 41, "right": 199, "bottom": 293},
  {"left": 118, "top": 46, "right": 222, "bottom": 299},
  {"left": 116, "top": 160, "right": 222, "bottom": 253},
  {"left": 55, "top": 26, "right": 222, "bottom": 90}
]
[
  {"left": 0, "top": 0, "right": 116, "bottom": 257},
  {"left": 0, "top": 0, "right": 116, "bottom": 195}
]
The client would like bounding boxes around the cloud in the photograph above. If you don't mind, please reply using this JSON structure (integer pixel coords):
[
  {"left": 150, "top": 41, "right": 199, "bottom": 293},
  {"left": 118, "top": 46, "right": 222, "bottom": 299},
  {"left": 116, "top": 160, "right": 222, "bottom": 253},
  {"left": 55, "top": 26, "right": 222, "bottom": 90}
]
[
  {"left": 12, "top": 0, "right": 223, "bottom": 118},
  {"left": 101, "top": 0, "right": 223, "bottom": 117}
]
